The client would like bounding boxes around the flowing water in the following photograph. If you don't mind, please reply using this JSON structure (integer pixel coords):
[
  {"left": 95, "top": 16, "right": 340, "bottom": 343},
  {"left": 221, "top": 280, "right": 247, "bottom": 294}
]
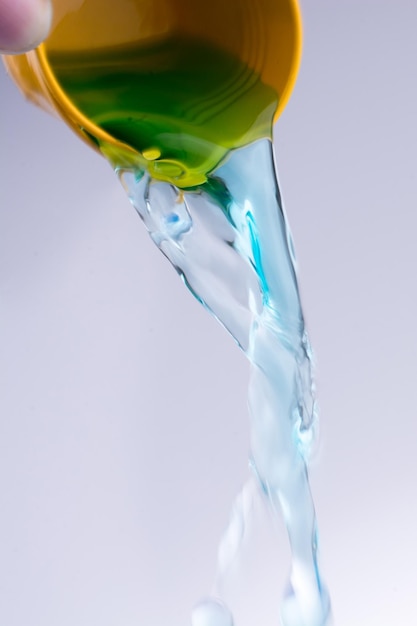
[{"left": 119, "top": 138, "right": 330, "bottom": 626}]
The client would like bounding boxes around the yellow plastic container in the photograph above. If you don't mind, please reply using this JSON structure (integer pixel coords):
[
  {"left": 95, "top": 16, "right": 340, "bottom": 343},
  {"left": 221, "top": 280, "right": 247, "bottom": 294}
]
[{"left": 3, "top": 0, "right": 302, "bottom": 187}]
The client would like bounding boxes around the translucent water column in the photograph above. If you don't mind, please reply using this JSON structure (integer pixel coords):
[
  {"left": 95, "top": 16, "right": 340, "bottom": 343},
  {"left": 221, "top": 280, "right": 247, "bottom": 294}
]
[{"left": 119, "top": 137, "right": 330, "bottom": 626}]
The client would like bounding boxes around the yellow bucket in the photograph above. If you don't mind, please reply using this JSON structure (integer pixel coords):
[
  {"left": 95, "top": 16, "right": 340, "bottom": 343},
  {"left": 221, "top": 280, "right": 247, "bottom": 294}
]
[{"left": 3, "top": 0, "right": 302, "bottom": 187}]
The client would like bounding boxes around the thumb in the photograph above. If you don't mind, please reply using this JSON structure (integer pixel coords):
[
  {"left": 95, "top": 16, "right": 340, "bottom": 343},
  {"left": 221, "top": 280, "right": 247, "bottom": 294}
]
[{"left": 0, "top": 0, "right": 52, "bottom": 54}]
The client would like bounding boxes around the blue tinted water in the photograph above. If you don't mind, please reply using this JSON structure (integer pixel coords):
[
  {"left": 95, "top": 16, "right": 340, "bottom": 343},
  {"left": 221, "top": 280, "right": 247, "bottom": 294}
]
[{"left": 119, "top": 138, "right": 330, "bottom": 626}]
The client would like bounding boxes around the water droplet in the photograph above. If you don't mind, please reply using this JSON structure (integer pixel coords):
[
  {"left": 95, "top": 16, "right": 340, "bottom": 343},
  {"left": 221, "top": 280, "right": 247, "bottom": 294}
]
[{"left": 191, "top": 599, "right": 234, "bottom": 626}]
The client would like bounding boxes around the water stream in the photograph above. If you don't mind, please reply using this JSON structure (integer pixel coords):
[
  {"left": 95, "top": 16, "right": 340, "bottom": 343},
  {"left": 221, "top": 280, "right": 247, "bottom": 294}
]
[{"left": 119, "top": 138, "right": 330, "bottom": 626}]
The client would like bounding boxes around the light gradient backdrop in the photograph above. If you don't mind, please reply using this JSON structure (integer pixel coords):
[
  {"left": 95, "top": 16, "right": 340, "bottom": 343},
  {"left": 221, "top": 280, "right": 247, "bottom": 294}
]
[{"left": 1, "top": 2, "right": 416, "bottom": 625}]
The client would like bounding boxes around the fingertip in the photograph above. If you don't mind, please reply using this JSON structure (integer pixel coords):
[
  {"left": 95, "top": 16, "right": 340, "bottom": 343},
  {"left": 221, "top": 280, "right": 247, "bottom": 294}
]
[
  {"left": 0, "top": 0, "right": 53, "bottom": 54},
  {"left": 23, "top": 0, "right": 53, "bottom": 52}
]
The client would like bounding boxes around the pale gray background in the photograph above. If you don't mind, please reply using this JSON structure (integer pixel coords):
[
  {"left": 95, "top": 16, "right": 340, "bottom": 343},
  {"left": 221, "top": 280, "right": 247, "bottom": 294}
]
[{"left": 1, "top": 1, "right": 416, "bottom": 625}]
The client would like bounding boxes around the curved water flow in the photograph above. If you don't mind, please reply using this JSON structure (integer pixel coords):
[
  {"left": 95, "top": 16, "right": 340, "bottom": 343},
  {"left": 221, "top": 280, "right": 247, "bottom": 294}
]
[{"left": 119, "top": 138, "right": 330, "bottom": 626}]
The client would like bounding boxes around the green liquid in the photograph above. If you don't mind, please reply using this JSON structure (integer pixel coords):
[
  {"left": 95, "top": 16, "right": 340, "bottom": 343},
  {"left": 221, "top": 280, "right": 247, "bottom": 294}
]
[{"left": 48, "top": 35, "right": 278, "bottom": 187}]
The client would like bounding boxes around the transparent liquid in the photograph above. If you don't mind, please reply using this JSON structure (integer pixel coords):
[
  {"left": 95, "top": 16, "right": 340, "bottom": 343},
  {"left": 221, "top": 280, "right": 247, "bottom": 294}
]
[{"left": 119, "top": 138, "right": 331, "bottom": 626}]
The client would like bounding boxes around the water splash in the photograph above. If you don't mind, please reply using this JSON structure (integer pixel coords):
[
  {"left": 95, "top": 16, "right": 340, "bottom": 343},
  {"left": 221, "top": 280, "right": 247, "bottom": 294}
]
[{"left": 119, "top": 138, "right": 330, "bottom": 626}]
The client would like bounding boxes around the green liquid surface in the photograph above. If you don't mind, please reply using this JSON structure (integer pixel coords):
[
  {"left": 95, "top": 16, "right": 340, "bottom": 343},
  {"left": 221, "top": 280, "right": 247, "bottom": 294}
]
[{"left": 48, "top": 35, "right": 278, "bottom": 186}]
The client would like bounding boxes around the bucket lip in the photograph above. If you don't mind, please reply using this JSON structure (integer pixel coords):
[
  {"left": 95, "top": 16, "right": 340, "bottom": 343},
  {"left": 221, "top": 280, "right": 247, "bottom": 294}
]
[
  {"left": 31, "top": 0, "right": 302, "bottom": 152},
  {"left": 274, "top": 0, "right": 303, "bottom": 121}
]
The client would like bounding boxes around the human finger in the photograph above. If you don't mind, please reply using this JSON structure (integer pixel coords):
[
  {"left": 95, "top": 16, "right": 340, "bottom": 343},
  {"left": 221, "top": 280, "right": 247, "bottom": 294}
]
[{"left": 0, "top": 0, "right": 52, "bottom": 54}]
